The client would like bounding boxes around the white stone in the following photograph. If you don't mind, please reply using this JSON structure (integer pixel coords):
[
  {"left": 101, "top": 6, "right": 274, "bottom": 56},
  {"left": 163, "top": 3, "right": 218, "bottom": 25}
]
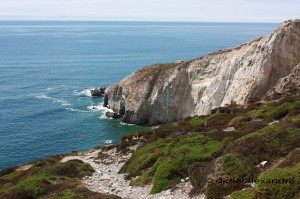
[{"left": 260, "top": 161, "right": 268, "bottom": 167}]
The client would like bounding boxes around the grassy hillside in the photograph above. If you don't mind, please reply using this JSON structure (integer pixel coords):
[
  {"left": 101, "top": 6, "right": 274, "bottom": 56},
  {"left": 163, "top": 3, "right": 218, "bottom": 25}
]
[
  {"left": 118, "top": 96, "right": 300, "bottom": 198},
  {"left": 1, "top": 96, "right": 300, "bottom": 199}
]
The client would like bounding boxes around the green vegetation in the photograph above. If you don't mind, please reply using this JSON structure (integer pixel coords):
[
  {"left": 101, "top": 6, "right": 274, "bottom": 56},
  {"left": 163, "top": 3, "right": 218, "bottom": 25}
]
[
  {"left": 204, "top": 154, "right": 250, "bottom": 199},
  {"left": 231, "top": 190, "right": 255, "bottom": 199},
  {"left": 255, "top": 165, "right": 300, "bottom": 199},
  {"left": 1, "top": 171, "right": 20, "bottom": 180},
  {"left": 0, "top": 157, "right": 120, "bottom": 199},
  {"left": 46, "top": 187, "right": 121, "bottom": 199},
  {"left": 225, "top": 124, "right": 300, "bottom": 170},
  {"left": 151, "top": 134, "right": 230, "bottom": 193},
  {"left": 289, "top": 114, "right": 300, "bottom": 127},
  {"left": 217, "top": 154, "right": 250, "bottom": 178},
  {"left": 120, "top": 139, "right": 167, "bottom": 177},
  {"left": 228, "top": 115, "right": 248, "bottom": 126},
  {"left": 2, "top": 95, "right": 300, "bottom": 198},
  {"left": 190, "top": 113, "right": 222, "bottom": 126},
  {"left": 121, "top": 132, "right": 230, "bottom": 194},
  {"left": 119, "top": 95, "right": 300, "bottom": 198},
  {"left": 247, "top": 100, "right": 300, "bottom": 121}
]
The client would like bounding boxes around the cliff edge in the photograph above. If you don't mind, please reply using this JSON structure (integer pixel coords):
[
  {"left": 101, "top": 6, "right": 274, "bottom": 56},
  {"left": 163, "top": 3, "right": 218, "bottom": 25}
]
[{"left": 104, "top": 19, "right": 300, "bottom": 125}]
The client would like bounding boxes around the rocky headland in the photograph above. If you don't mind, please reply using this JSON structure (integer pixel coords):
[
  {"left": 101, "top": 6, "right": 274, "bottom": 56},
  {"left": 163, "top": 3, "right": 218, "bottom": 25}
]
[{"left": 104, "top": 19, "right": 300, "bottom": 125}]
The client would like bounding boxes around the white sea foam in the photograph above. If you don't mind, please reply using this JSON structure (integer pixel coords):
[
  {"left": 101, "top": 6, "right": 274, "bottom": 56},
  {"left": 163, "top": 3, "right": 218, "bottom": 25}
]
[
  {"left": 46, "top": 88, "right": 55, "bottom": 91},
  {"left": 87, "top": 105, "right": 102, "bottom": 111},
  {"left": 36, "top": 94, "right": 71, "bottom": 106},
  {"left": 36, "top": 94, "right": 51, "bottom": 100},
  {"left": 98, "top": 115, "right": 113, "bottom": 120},
  {"left": 98, "top": 106, "right": 114, "bottom": 119},
  {"left": 52, "top": 98, "right": 71, "bottom": 106},
  {"left": 45, "top": 85, "right": 65, "bottom": 92},
  {"left": 65, "top": 108, "right": 89, "bottom": 113},
  {"left": 120, "top": 122, "right": 135, "bottom": 126},
  {"left": 104, "top": 140, "right": 113, "bottom": 144},
  {"left": 73, "top": 89, "right": 92, "bottom": 97}
]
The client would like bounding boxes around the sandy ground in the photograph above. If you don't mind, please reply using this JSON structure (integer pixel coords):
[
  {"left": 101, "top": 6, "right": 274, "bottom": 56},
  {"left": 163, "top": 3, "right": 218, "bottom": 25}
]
[{"left": 61, "top": 147, "right": 204, "bottom": 199}]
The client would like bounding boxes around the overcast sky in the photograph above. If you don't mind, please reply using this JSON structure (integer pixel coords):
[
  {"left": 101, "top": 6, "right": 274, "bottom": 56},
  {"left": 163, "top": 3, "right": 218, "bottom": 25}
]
[{"left": 0, "top": 0, "right": 299, "bottom": 22}]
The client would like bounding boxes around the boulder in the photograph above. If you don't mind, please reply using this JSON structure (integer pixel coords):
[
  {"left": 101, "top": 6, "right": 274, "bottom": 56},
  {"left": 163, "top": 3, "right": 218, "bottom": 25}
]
[
  {"left": 105, "top": 111, "right": 121, "bottom": 119},
  {"left": 91, "top": 87, "right": 106, "bottom": 96}
]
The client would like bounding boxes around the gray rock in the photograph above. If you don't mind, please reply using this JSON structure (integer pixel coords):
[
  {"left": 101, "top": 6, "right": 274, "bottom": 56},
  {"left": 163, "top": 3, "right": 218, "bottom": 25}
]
[
  {"left": 91, "top": 87, "right": 106, "bottom": 96},
  {"left": 105, "top": 111, "right": 121, "bottom": 119}
]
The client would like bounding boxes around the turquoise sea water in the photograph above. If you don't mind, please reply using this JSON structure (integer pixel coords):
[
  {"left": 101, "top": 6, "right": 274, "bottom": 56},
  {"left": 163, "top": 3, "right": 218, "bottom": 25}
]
[{"left": 0, "top": 21, "right": 278, "bottom": 170}]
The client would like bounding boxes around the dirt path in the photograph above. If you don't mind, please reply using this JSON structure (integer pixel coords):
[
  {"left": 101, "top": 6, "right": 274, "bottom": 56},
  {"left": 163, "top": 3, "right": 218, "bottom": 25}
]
[{"left": 61, "top": 148, "right": 203, "bottom": 199}]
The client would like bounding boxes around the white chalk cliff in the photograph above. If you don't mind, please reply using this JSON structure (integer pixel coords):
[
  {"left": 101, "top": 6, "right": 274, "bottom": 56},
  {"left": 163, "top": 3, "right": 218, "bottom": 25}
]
[{"left": 104, "top": 19, "right": 300, "bottom": 125}]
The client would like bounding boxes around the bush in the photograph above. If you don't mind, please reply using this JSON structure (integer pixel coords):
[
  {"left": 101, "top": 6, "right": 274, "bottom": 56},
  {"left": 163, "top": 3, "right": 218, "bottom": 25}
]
[
  {"left": 228, "top": 115, "right": 250, "bottom": 127},
  {"left": 49, "top": 160, "right": 93, "bottom": 178},
  {"left": 217, "top": 154, "right": 250, "bottom": 179}
]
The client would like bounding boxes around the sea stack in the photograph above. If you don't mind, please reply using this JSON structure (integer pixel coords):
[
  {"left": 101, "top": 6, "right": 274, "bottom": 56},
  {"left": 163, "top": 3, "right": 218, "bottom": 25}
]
[{"left": 104, "top": 19, "right": 300, "bottom": 125}]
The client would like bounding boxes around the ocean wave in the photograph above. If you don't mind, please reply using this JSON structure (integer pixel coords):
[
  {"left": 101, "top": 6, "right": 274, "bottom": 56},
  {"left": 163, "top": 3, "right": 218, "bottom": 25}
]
[
  {"left": 46, "top": 87, "right": 56, "bottom": 91},
  {"left": 36, "top": 94, "right": 51, "bottom": 100},
  {"left": 104, "top": 140, "right": 113, "bottom": 144},
  {"left": 87, "top": 105, "right": 102, "bottom": 111},
  {"left": 98, "top": 115, "right": 113, "bottom": 120},
  {"left": 36, "top": 94, "right": 71, "bottom": 106},
  {"left": 45, "top": 85, "right": 66, "bottom": 92},
  {"left": 65, "top": 108, "right": 89, "bottom": 113},
  {"left": 73, "top": 89, "right": 92, "bottom": 97},
  {"left": 97, "top": 106, "right": 114, "bottom": 119}
]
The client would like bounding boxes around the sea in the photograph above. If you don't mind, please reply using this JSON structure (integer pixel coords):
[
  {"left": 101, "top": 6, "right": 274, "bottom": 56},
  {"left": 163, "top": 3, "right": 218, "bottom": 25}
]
[{"left": 0, "top": 21, "right": 278, "bottom": 170}]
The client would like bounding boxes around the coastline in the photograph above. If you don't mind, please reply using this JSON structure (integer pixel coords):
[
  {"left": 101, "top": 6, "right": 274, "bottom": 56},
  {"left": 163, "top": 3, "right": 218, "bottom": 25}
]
[{"left": 0, "top": 20, "right": 299, "bottom": 199}]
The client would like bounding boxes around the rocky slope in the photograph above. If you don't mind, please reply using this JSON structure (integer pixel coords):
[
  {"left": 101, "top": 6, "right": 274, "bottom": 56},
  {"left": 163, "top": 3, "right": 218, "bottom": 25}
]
[{"left": 104, "top": 19, "right": 300, "bottom": 125}]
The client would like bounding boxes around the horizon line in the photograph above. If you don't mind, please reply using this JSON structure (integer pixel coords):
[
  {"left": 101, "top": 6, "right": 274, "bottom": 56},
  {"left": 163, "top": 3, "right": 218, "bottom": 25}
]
[{"left": 0, "top": 18, "right": 282, "bottom": 24}]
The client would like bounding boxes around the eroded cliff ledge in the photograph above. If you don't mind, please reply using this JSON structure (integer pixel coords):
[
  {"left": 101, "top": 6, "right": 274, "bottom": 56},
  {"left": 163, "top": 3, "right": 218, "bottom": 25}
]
[{"left": 104, "top": 19, "right": 300, "bottom": 125}]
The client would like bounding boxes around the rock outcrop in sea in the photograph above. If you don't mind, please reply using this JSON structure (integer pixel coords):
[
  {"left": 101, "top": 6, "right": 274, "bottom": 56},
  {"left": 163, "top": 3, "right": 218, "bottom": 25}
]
[
  {"left": 91, "top": 87, "right": 106, "bottom": 96},
  {"left": 104, "top": 19, "right": 300, "bottom": 125}
]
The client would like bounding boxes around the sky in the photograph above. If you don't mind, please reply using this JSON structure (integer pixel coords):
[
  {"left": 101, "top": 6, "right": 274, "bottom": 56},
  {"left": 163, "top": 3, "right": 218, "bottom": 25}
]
[{"left": 0, "top": 0, "right": 299, "bottom": 22}]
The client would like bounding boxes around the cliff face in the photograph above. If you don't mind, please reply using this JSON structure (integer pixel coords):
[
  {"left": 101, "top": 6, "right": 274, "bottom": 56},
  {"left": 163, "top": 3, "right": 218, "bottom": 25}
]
[{"left": 104, "top": 19, "right": 300, "bottom": 125}]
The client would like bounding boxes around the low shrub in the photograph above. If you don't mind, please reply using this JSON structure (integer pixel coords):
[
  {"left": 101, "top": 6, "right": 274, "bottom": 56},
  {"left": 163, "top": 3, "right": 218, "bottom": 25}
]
[
  {"left": 150, "top": 134, "right": 230, "bottom": 193},
  {"left": 230, "top": 190, "right": 255, "bottom": 199},
  {"left": 255, "top": 165, "right": 300, "bottom": 199},
  {"left": 225, "top": 124, "right": 300, "bottom": 170},
  {"left": 120, "top": 139, "right": 167, "bottom": 177},
  {"left": 217, "top": 154, "right": 250, "bottom": 179}
]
